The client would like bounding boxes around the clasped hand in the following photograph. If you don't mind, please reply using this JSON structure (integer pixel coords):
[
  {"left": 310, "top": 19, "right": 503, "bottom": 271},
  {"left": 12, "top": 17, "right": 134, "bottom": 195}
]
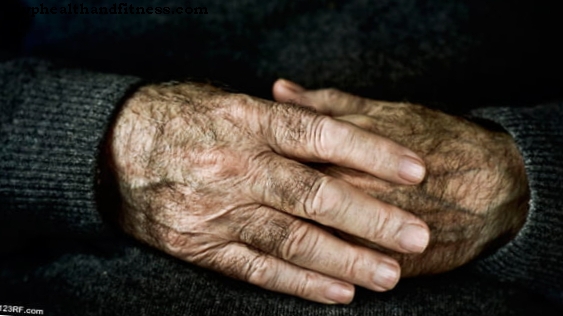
[
  {"left": 107, "top": 80, "right": 528, "bottom": 304},
  {"left": 273, "top": 80, "right": 528, "bottom": 278}
]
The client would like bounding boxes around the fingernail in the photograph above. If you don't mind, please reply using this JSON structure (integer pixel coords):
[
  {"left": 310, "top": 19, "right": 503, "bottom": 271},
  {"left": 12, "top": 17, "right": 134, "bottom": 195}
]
[
  {"left": 325, "top": 283, "right": 354, "bottom": 304},
  {"left": 280, "top": 79, "right": 305, "bottom": 93},
  {"left": 398, "top": 156, "right": 426, "bottom": 183},
  {"left": 398, "top": 224, "right": 430, "bottom": 253},
  {"left": 374, "top": 261, "right": 400, "bottom": 290}
]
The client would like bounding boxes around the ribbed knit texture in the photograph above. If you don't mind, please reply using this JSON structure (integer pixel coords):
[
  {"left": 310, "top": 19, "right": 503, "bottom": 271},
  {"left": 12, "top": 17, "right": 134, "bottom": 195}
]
[
  {"left": 1, "top": 238, "right": 560, "bottom": 316},
  {"left": 0, "top": 58, "right": 141, "bottom": 242},
  {"left": 470, "top": 104, "right": 563, "bottom": 303}
]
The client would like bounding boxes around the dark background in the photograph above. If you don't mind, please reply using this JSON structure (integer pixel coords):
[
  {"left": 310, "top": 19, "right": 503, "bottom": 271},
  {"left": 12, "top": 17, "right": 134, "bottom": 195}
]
[{"left": 3, "top": 1, "right": 562, "bottom": 114}]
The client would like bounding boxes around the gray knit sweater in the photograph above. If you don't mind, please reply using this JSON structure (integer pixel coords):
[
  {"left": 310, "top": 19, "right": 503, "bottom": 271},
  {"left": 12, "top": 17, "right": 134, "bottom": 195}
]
[{"left": 1, "top": 0, "right": 562, "bottom": 315}]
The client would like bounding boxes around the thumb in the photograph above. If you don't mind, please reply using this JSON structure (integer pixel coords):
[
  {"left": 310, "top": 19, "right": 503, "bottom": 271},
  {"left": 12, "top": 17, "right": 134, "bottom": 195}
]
[{"left": 272, "top": 78, "right": 309, "bottom": 105}]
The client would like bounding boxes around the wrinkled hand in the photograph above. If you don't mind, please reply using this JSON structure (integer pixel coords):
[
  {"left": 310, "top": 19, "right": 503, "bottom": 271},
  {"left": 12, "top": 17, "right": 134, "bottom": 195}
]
[
  {"left": 107, "top": 82, "right": 432, "bottom": 304},
  {"left": 273, "top": 80, "right": 529, "bottom": 277}
]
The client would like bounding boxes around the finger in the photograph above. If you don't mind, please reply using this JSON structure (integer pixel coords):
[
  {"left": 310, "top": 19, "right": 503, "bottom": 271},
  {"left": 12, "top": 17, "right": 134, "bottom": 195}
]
[
  {"left": 273, "top": 79, "right": 394, "bottom": 116},
  {"left": 232, "top": 205, "right": 401, "bottom": 291},
  {"left": 247, "top": 152, "right": 430, "bottom": 254},
  {"left": 256, "top": 101, "right": 426, "bottom": 184},
  {"left": 334, "top": 114, "right": 380, "bottom": 131},
  {"left": 315, "top": 163, "right": 393, "bottom": 194},
  {"left": 335, "top": 114, "right": 421, "bottom": 141},
  {"left": 200, "top": 241, "right": 356, "bottom": 304},
  {"left": 272, "top": 79, "right": 310, "bottom": 107}
]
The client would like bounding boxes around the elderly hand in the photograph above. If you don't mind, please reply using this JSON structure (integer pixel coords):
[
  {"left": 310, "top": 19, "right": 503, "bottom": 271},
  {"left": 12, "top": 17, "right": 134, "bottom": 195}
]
[
  {"left": 273, "top": 80, "right": 529, "bottom": 277},
  {"left": 107, "top": 82, "right": 431, "bottom": 304}
]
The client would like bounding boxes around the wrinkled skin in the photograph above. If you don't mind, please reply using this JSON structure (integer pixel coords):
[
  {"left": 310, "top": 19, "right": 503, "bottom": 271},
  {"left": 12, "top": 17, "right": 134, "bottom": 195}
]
[
  {"left": 108, "top": 82, "right": 433, "bottom": 304},
  {"left": 273, "top": 80, "right": 530, "bottom": 277}
]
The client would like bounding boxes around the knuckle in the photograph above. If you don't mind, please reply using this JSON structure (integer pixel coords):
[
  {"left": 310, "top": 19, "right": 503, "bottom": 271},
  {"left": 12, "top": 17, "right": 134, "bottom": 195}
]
[
  {"left": 294, "top": 271, "right": 317, "bottom": 298},
  {"left": 268, "top": 102, "right": 317, "bottom": 146},
  {"left": 285, "top": 167, "right": 324, "bottom": 212},
  {"left": 204, "top": 245, "right": 249, "bottom": 279},
  {"left": 278, "top": 220, "right": 317, "bottom": 262},
  {"left": 321, "top": 88, "right": 342, "bottom": 103},
  {"left": 341, "top": 250, "right": 364, "bottom": 280},
  {"left": 280, "top": 121, "right": 309, "bottom": 145},
  {"left": 367, "top": 206, "right": 394, "bottom": 241},
  {"left": 305, "top": 175, "right": 336, "bottom": 220},
  {"left": 238, "top": 209, "right": 292, "bottom": 254},
  {"left": 310, "top": 116, "right": 340, "bottom": 157},
  {"left": 246, "top": 255, "right": 276, "bottom": 287}
]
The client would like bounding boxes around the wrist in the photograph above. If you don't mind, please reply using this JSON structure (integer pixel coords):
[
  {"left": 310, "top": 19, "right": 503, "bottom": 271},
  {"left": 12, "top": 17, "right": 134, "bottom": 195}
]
[
  {"left": 500, "top": 131, "right": 530, "bottom": 238},
  {"left": 478, "top": 130, "right": 530, "bottom": 256},
  {"left": 95, "top": 81, "right": 149, "bottom": 228}
]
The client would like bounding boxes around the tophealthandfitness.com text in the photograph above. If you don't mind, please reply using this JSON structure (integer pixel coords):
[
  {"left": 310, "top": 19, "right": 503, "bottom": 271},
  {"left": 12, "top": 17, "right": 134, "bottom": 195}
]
[{"left": 26, "top": 3, "right": 208, "bottom": 17}]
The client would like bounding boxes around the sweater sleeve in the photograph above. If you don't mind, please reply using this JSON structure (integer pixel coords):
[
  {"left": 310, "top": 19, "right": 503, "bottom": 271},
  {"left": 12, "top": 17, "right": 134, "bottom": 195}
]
[
  {"left": 469, "top": 103, "right": 563, "bottom": 304},
  {"left": 0, "top": 57, "right": 143, "bottom": 243}
]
